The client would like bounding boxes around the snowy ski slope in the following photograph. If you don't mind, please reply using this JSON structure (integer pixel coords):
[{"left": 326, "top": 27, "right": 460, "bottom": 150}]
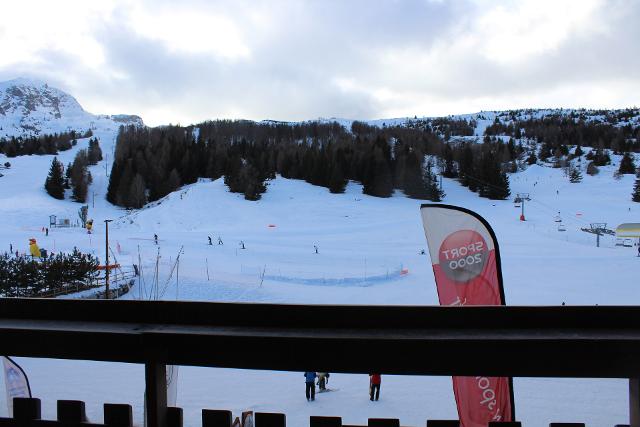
[{"left": 0, "top": 89, "right": 639, "bottom": 425}]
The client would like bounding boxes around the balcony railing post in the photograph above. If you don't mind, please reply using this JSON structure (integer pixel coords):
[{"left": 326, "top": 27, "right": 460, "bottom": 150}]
[
  {"left": 145, "top": 361, "right": 167, "bottom": 427},
  {"left": 631, "top": 378, "right": 640, "bottom": 427},
  {"left": 629, "top": 378, "right": 640, "bottom": 427}
]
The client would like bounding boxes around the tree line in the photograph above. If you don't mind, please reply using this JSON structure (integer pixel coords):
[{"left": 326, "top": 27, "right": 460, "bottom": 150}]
[
  {"left": 107, "top": 119, "right": 514, "bottom": 208},
  {"left": 0, "top": 129, "right": 92, "bottom": 157},
  {"left": 453, "top": 137, "right": 513, "bottom": 200},
  {"left": 485, "top": 113, "right": 640, "bottom": 154},
  {"left": 0, "top": 249, "right": 99, "bottom": 297}
]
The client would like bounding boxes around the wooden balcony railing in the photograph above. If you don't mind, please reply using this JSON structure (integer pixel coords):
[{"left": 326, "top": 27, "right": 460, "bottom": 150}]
[{"left": 1, "top": 298, "right": 639, "bottom": 427}]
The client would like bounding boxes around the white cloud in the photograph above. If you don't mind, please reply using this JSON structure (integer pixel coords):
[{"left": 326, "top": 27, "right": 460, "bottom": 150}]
[
  {"left": 0, "top": 1, "right": 111, "bottom": 69},
  {"left": 0, "top": 0, "right": 637, "bottom": 126},
  {"left": 126, "top": 5, "right": 251, "bottom": 60},
  {"left": 473, "top": 0, "right": 603, "bottom": 64}
]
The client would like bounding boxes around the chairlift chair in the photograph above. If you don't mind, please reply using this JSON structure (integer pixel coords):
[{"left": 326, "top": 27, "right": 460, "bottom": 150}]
[
  {"left": 554, "top": 215, "right": 562, "bottom": 223},
  {"left": 558, "top": 224, "right": 566, "bottom": 232}
]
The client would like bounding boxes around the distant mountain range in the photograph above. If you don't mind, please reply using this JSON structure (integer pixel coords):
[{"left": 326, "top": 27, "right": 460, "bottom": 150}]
[
  {"left": 2, "top": 77, "right": 639, "bottom": 140},
  {"left": 0, "top": 78, "right": 143, "bottom": 138}
]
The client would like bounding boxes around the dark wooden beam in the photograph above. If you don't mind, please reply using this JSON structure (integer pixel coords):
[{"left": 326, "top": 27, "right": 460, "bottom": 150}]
[{"left": 1, "top": 299, "right": 640, "bottom": 378}]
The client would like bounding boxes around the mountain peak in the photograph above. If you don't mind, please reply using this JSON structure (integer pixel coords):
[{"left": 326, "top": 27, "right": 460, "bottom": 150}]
[{"left": 0, "top": 77, "right": 143, "bottom": 138}]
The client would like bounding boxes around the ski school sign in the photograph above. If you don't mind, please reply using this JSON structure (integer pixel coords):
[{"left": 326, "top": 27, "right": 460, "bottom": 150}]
[{"left": 420, "top": 204, "right": 515, "bottom": 427}]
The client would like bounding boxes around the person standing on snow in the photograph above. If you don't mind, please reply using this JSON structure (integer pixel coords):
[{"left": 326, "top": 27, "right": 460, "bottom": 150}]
[
  {"left": 369, "top": 374, "right": 381, "bottom": 401},
  {"left": 208, "top": 236, "right": 212, "bottom": 245},
  {"left": 304, "top": 372, "right": 317, "bottom": 401},
  {"left": 317, "top": 372, "right": 329, "bottom": 391}
]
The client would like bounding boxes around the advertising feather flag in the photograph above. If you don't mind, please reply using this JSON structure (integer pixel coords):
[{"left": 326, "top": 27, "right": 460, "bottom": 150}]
[
  {"left": 420, "top": 204, "right": 515, "bottom": 427},
  {"left": 2, "top": 356, "right": 32, "bottom": 417}
]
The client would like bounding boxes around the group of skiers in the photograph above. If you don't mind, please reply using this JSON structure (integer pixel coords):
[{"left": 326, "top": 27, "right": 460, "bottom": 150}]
[
  {"left": 208, "top": 236, "right": 224, "bottom": 245},
  {"left": 303, "top": 372, "right": 381, "bottom": 402}
]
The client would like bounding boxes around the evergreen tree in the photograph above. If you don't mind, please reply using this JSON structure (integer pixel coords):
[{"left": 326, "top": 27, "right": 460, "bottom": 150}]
[
  {"left": 442, "top": 144, "right": 457, "bottom": 178},
  {"left": 458, "top": 143, "right": 475, "bottom": 189},
  {"left": 87, "top": 138, "right": 103, "bottom": 165},
  {"left": 618, "top": 152, "right": 636, "bottom": 174},
  {"left": 633, "top": 178, "right": 640, "bottom": 202},
  {"left": 44, "top": 157, "right": 65, "bottom": 199},
  {"left": 574, "top": 144, "right": 583, "bottom": 158},
  {"left": 242, "top": 165, "right": 267, "bottom": 201},
  {"left": 362, "top": 148, "right": 393, "bottom": 198},
  {"left": 223, "top": 156, "right": 244, "bottom": 193},
  {"left": 478, "top": 153, "right": 510, "bottom": 199},
  {"left": 424, "top": 161, "right": 445, "bottom": 201},
  {"left": 116, "top": 161, "right": 134, "bottom": 207},
  {"left": 587, "top": 148, "right": 611, "bottom": 166},
  {"left": 128, "top": 174, "right": 147, "bottom": 208},
  {"left": 106, "top": 161, "right": 123, "bottom": 204},
  {"left": 402, "top": 151, "right": 427, "bottom": 198},
  {"left": 569, "top": 166, "right": 583, "bottom": 183},
  {"left": 538, "top": 143, "right": 552, "bottom": 161},
  {"left": 166, "top": 169, "right": 181, "bottom": 194},
  {"left": 65, "top": 162, "right": 72, "bottom": 189},
  {"left": 586, "top": 161, "right": 599, "bottom": 176},
  {"left": 327, "top": 164, "right": 347, "bottom": 193},
  {"left": 70, "top": 150, "right": 89, "bottom": 203}
]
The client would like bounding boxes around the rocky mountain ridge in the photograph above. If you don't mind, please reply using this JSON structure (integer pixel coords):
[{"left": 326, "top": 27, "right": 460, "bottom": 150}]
[{"left": 0, "top": 78, "right": 143, "bottom": 138}]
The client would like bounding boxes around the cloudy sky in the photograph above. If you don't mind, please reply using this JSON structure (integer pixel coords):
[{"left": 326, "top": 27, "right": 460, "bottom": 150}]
[{"left": 1, "top": 0, "right": 638, "bottom": 126}]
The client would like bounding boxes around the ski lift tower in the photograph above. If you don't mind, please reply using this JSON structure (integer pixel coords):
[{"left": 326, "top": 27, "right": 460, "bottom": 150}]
[
  {"left": 515, "top": 193, "right": 530, "bottom": 221},
  {"left": 581, "top": 223, "right": 614, "bottom": 247}
]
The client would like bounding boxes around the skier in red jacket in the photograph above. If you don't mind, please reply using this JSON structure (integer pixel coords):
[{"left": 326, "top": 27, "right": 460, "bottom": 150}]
[{"left": 369, "top": 374, "right": 381, "bottom": 401}]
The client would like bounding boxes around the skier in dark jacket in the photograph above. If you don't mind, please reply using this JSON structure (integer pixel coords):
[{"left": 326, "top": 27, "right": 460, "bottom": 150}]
[
  {"left": 304, "top": 372, "right": 317, "bottom": 401},
  {"left": 369, "top": 374, "right": 381, "bottom": 401}
]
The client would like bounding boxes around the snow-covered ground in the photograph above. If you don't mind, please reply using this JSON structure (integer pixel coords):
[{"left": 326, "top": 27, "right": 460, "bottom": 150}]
[{"left": 1, "top": 122, "right": 638, "bottom": 426}]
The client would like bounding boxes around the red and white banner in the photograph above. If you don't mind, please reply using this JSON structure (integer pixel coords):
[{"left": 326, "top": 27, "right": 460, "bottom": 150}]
[
  {"left": 420, "top": 204, "right": 514, "bottom": 427},
  {"left": 2, "top": 356, "right": 32, "bottom": 417}
]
